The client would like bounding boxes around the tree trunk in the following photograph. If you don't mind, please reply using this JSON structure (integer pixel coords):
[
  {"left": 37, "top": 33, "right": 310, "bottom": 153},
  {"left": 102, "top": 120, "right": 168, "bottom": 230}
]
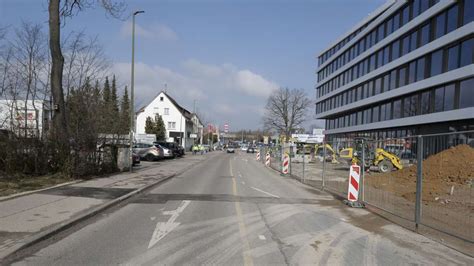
[{"left": 48, "top": 0, "right": 68, "bottom": 144}]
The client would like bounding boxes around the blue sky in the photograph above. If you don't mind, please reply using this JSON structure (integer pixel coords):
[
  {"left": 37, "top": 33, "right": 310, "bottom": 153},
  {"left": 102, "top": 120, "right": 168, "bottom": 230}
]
[{"left": 0, "top": 0, "right": 385, "bottom": 131}]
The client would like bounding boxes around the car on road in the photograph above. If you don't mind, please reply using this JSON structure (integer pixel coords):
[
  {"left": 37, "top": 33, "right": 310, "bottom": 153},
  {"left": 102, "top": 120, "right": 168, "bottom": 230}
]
[
  {"left": 227, "top": 146, "right": 235, "bottom": 153},
  {"left": 240, "top": 145, "right": 248, "bottom": 152},
  {"left": 133, "top": 143, "right": 163, "bottom": 161},
  {"left": 247, "top": 147, "right": 255, "bottom": 153}
]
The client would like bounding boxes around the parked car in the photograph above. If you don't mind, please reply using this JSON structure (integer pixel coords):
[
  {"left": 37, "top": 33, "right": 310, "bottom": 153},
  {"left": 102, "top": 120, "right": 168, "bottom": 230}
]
[
  {"left": 133, "top": 143, "right": 163, "bottom": 161},
  {"left": 227, "top": 145, "right": 235, "bottom": 153},
  {"left": 155, "top": 141, "right": 183, "bottom": 157},
  {"left": 247, "top": 147, "right": 255, "bottom": 153},
  {"left": 240, "top": 145, "right": 248, "bottom": 152},
  {"left": 132, "top": 152, "right": 140, "bottom": 165},
  {"left": 154, "top": 143, "right": 174, "bottom": 158}
]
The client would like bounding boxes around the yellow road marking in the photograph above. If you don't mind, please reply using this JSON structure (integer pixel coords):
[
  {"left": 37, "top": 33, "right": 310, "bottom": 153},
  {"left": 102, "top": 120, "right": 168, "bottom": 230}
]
[{"left": 230, "top": 159, "right": 254, "bottom": 266}]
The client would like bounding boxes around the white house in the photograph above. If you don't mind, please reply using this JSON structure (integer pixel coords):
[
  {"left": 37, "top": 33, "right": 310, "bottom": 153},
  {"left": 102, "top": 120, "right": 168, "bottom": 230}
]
[
  {"left": 0, "top": 99, "right": 51, "bottom": 138},
  {"left": 135, "top": 91, "right": 203, "bottom": 150}
]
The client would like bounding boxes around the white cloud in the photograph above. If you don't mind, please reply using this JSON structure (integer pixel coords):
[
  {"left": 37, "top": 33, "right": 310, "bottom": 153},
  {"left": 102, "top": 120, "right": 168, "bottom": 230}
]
[
  {"left": 120, "top": 21, "right": 178, "bottom": 41},
  {"left": 111, "top": 59, "right": 279, "bottom": 129},
  {"left": 235, "top": 70, "right": 278, "bottom": 97}
]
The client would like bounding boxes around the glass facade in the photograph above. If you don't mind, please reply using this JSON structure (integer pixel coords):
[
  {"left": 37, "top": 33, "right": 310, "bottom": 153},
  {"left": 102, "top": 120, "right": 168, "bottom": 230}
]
[
  {"left": 316, "top": 0, "right": 473, "bottom": 98},
  {"left": 317, "top": 0, "right": 474, "bottom": 138}
]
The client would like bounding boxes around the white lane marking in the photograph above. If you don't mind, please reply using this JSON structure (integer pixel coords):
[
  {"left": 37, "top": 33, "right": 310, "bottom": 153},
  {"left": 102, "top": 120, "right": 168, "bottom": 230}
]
[
  {"left": 148, "top": 200, "right": 191, "bottom": 249},
  {"left": 250, "top": 186, "right": 280, "bottom": 198},
  {"left": 241, "top": 181, "right": 246, "bottom": 185},
  {"left": 150, "top": 217, "right": 156, "bottom": 221},
  {"left": 259, "top": 235, "right": 266, "bottom": 240}
]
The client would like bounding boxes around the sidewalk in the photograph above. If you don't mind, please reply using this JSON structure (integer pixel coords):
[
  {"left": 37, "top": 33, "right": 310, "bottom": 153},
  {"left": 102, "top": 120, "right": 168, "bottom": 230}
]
[{"left": 0, "top": 153, "right": 210, "bottom": 259}]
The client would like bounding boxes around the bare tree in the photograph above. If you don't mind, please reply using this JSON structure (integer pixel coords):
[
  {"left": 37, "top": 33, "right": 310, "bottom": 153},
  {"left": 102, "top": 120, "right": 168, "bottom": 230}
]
[
  {"left": 263, "top": 88, "right": 311, "bottom": 143},
  {"left": 48, "top": 0, "right": 125, "bottom": 149},
  {"left": 63, "top": 31, "right": 109, "bottom": 98}
]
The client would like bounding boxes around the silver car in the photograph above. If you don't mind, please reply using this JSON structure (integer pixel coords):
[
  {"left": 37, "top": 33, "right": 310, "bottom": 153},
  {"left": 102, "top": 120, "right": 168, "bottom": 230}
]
[
  {"left": 133, "top": 143, "right": 163, "bottom": 161},
  {"left": 154, "top": 144, "right": 174, "bottom": 158}
]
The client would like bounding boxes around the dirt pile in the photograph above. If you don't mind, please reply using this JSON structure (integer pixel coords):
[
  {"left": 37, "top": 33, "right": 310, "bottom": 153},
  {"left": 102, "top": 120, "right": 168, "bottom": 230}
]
[{"left": 367, "top": 144, "right": 474, "bottom": 203}]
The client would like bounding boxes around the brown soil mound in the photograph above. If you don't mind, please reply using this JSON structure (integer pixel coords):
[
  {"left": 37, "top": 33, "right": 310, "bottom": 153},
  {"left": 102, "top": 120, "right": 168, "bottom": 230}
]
[{"left": 367, "top": 144, "right": 474, "bottom": 203}]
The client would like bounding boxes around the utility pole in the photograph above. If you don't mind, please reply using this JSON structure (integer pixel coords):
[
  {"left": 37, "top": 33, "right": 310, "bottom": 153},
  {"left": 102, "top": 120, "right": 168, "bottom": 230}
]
[{"left": 129, "top": 10, "right": 144, "bottom": 172}]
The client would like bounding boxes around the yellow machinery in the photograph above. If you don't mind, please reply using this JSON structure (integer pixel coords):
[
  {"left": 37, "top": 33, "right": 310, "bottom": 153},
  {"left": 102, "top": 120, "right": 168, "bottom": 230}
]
[
  {"left": 339, "top": 139, "right": 403, "bottom": 173},
  {"left": 315, "top": 144, "right": 339, "bottom": 164}
]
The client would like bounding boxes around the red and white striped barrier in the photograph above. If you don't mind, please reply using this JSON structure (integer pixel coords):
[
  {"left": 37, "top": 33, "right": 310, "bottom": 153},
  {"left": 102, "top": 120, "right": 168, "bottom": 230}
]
[
  {"left": 282, "top": 153, "right": 289, "bottom": 174},
  {"left": 265, "top": 152, "right": 270, "bottom": 166},
  {"left": 347, "top": 164, "right": 361, "bottom": 201},
  {"left": 256, "top": 151, "right": 260, "bottom": 161}
]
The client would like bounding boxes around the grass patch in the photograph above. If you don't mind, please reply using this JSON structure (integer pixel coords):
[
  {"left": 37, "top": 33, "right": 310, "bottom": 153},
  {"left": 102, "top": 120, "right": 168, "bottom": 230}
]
[{"left": 0, "top": 173, "right": 75, "bottom": 197}]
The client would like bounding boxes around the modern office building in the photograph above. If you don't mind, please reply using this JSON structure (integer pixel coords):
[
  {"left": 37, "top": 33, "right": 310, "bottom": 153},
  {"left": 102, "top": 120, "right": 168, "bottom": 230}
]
[{"left": 315, "top": 0, "right": 474, "bottom": 142}]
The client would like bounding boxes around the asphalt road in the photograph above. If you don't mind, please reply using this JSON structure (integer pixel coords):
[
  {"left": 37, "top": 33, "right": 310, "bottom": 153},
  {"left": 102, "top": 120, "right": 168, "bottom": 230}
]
[{"left": 11, "top": 152, "right": 473, "bottom": 265}]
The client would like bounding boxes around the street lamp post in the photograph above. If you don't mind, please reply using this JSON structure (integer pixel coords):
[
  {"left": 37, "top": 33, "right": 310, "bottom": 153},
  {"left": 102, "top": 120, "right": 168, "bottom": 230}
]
[{"left": 130, "top": 10, "right": 144, "bottom": 172}]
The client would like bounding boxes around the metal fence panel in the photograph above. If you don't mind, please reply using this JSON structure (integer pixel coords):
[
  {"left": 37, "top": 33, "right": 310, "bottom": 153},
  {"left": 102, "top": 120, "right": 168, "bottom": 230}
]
[
  {"left": 419, "top": 131, "right": 473, "bottom": 242},
  {"left": 362, "top": 136, "right": 418, "bottom": 222}
]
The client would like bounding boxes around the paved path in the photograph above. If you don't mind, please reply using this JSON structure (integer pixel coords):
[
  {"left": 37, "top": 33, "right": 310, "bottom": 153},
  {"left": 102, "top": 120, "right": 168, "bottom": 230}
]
[
  {"left": 0, "top": 154, "right": 208, "bottom": 260},
  {"left": 8, "top": 152, "right": 473, "bottom": 265}
]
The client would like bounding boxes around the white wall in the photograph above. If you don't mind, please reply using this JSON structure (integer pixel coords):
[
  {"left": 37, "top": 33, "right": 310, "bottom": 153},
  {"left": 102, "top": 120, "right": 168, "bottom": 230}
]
[
  {"left": 0, "top": 100, "right": 49, "bottom": 138},
  {"left": 135, "top": 92, "right": 185, "bottom": 145}
]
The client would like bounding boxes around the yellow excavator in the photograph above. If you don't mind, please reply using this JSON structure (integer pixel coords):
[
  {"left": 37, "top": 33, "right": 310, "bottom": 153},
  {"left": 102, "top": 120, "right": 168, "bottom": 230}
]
[
  {"left": 339, "top": 138, "right": 403, "bottom": 173},
  {"left": 315, "top": 144, "right": 339, "bottom": 164}
]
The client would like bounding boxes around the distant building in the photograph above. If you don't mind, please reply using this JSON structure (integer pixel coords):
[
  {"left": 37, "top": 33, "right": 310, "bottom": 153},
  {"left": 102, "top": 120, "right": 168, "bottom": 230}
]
[
  {"left": 135, "top": 91, "right": 203, "bottom": 149},
  {"left": 315, "top": 0, "right": 474, "bottom": 141},
  {"left": 0, "top": 99, "right": 51, "bottom": 138}
]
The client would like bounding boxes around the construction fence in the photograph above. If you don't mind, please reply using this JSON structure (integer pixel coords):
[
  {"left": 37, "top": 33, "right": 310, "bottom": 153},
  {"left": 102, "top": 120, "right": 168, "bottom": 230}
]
[{"left": 257, "top": 130, "right": 473, "bottom": 250}]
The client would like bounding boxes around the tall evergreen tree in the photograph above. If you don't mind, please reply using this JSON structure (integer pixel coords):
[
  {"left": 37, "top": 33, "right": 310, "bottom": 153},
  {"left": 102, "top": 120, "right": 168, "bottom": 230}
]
[
  {"left": 154, "top": 114, "right": 166, "bottom": 141},
  {"left": 103, "top": 76, "right": 111, "bottom": 105},
  {"left": 120, "top": 86, "right": 130, "bottom": 134},
  {"left": 111, "top": 75, "right": 119, "bottom": 118}
]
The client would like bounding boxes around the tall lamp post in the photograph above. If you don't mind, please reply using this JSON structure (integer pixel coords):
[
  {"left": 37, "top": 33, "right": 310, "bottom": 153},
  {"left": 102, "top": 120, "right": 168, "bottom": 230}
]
[{"left": 130, "top": 10, "right": 144, "bottom": 172}]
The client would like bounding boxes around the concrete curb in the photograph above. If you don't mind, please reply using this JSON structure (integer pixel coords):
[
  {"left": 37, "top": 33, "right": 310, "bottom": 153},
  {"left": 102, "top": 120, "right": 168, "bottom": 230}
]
[{"left": 1, "top": 155, "right": 210, "bottom": 262}]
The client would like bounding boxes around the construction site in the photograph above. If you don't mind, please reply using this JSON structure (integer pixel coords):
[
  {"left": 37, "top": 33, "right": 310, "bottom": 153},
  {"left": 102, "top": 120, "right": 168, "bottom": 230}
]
[{"left": 263, "top": 130, "right": 473, "bottom": 255}]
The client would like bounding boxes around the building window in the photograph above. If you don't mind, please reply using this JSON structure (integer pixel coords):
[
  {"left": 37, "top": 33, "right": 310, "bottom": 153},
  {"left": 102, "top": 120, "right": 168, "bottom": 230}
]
[
  {"left": 390, "top": 70, "right": 397, "bottom": 91},
  {"left": 447, "top": 44, "right": 460, "bottom": 71},
  {"left": 459, "top": 78, "right": 474, "bottom": 108},
  {"left": 463, "top": 0, "right": 474, "bottom": 25},
  {"left": 416, "top": 57, "right": 425, "bottom": 81},
  {"left": 398, "top": 66, "right": 407, "bottom": 87},
  {"left": 434, "top": 86, "right": 444, "bottom": 112},
  {"left": 444, "top": 84, "right": 455, "bottom": 111},
  {"left": 410, "top": 30, "right": 418, "bottom": 52},
  {"left": 408, "top": 61, "right": 416, "bottom": 84},
  {"left": 434, "top": 12, "right": 446, "bottom": 39},
  {"left": 420, "top": 23, "right": 430, "bottom": 46},
  {"left": 460, "top": 38, "right": 473, "bottom": 67},
  {"left": 383, "top": 74, "right": 390, "bottom": 93},
  {"left": 392, "top": 40, "right": 400, "bottom": 60},
  {"left": 402, "top": 35, "right": 410, "bottom": 56},
  {"left": 374, "top": 77, "right": 382, "bottom": 95},
  {"left": 385, "top": 102, "right": 392, "bottom": 120},
  {"left": 160, "top": 97, "right": 164, "bottom": 101},
  {"left": 446, "top": 4, "right": 459, "bottom": 33},
  {"left": 420, "top": 91, "right": 432, "bottom": 115},
  {"left": 430, "top": 49, "right": 443, "bottom": 77},
  {"left": 372, "top": 106, "right": 379, "bottom": 122},
  {"left": 393, "top": 99, "right": 401, "bottom": 119},
  {"left": 164, "top": 108, "right": 169, "bottom": 115},
  {"left": 379, "top": 104, "right": 386, "bottom": 121},
  {"left": 168, "top": 121, "right": 176, "bottom": 129}
]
